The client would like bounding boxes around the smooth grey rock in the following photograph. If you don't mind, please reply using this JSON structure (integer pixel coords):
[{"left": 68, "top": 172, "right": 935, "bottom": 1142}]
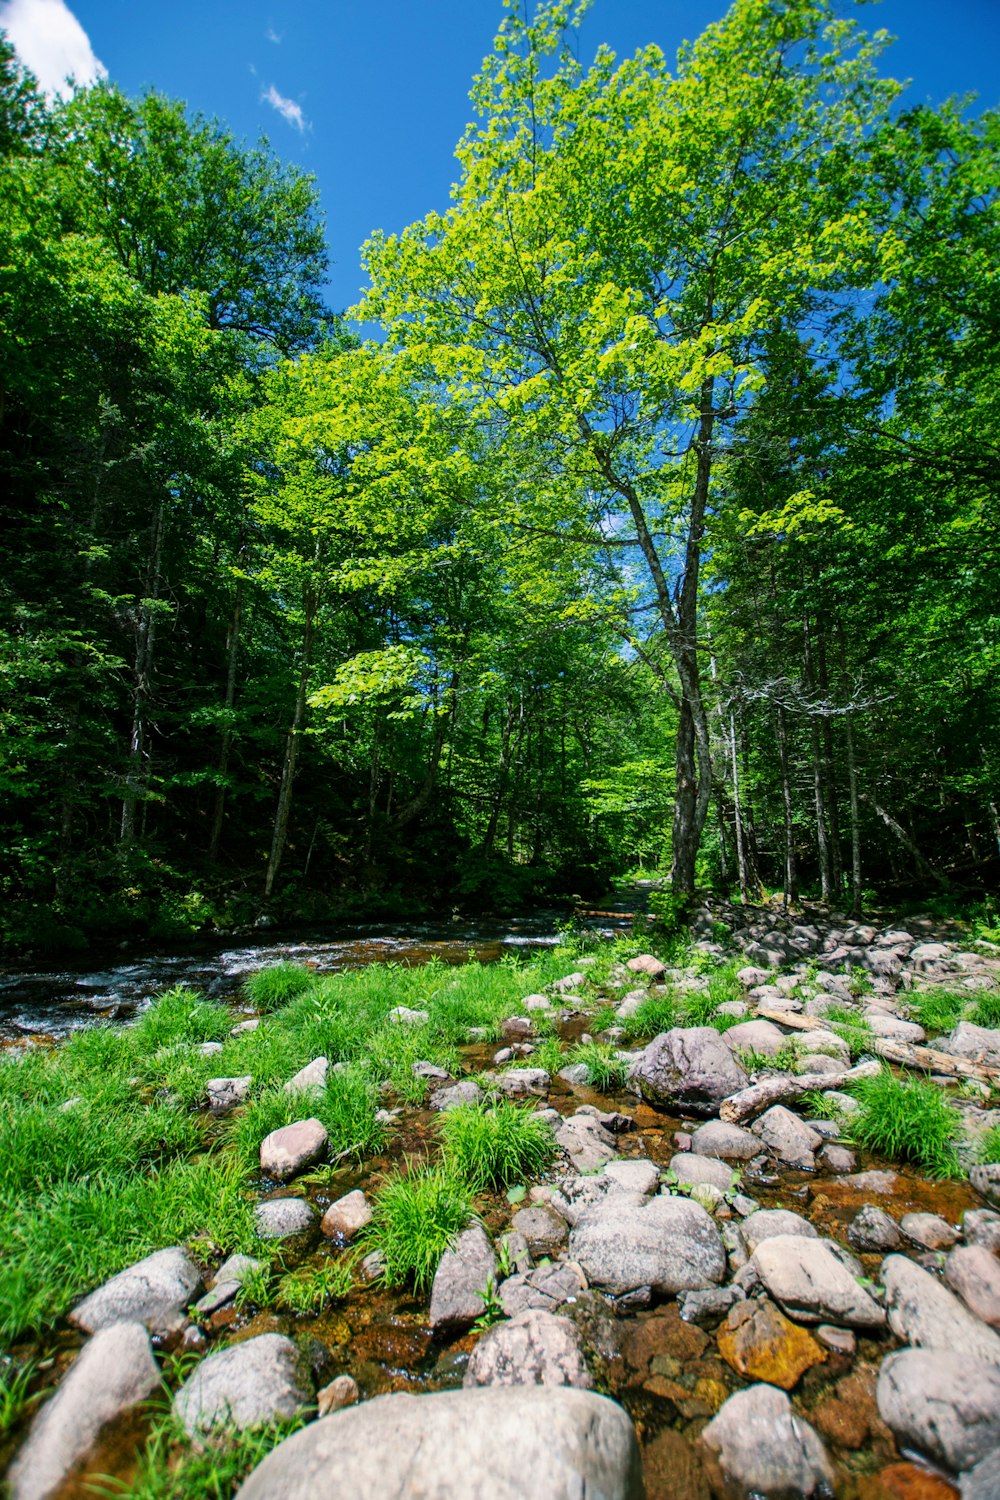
[
  {"left": 961, "top": 1448, "right": 1000, "bottom": 1499},
  {"left": 882, "top": 1253, "right": 1000, "bottom": 1363},
  {"left": 235, "top": 1387, "right": 643, "bottom": 1500},
  {"left": 700, "top": 1383, "right": 834, "bottom": 1498},
  {"left": 799, "top": 1053, "right": 845, "bottom": 1076},
  {"left": 689, "top": 1119, "right": 760, "bottom": 1161},
  {"left": 628, "top": 1027, "right": 748, "bottom": 1116},
  {"left": 429, "top": 1225, "right": 497, "bottom": 1332},
  {"left": 320, "top": 1189, "right": 371, "bottom": 1240},
  {"left": 867, "top": 1013, "right": 926, "bottom": 1043},
  {"left": 412, "top": 1059, "right": 450, "bottom": 1080},
  {"left": 723, "top": 1019, "right": 787, "bottom": 1055},
  {"left": 316, "top": 1374, "right": 359, "bottom": 1416},
  {"left": 259, "top": 1117, "right": 328, "bottom": 1180},
  {"left": 511, "top": 1204, "right": 567, "bottom": 1251},
  {"left": 205, "top": 1075, "right": 252, "bottom": 1113},
  {"left": 555, "top": 1112, "right": 617, "bottom": 1173},
  {"left": 492, "top": 1068, "right": 549, "bottom": 1098},
  {"left": 387, "top": 1006, "right": 429, "bottom": 1025},
  {"left": 943, "top": 1022, "right": 1000, "bottom": 1067},
  {"left": 678, "top": 1285, "right": 742, "bottom": 1324},
  {"left": 602, "top": 1158, "right": 659, "bottom": 1195},
  {"left": 901, "top": 1211, "right": 958, "bottom": 1250},
  {"left": 430, "top": 1079, "right": 483, "bottom": 1110},
  {"left": 970, "top": 1163, "right": 1000, "bottom": 1207},
  {"left": 877, "top": 1348, "right": 1000, "bottom": 1473},
  {"left": 464, "top": 1308, "right": 591, "bottom": 1390},
  {"left": 669, "top": 1152, "right": 735, "bottom": 1194},
  {"left": 70, "top": 1247, "right": 202, "bottom": 1335},
  {"left": 283, "top": 1056, "right": 328, "bottom": 1097},
  {"left": 499, "top": 1264, "right": 587, "bottom": 1318},
  {"left": 751, "top": 1105, "right": 822, "bottom": 1169},
  {"left": 752, "top": 1234, "right": 886, "bottom": 1327},
  {"left": 964, "top": 1208, "right": 1000, "bottom": 1252},
  {"left": 625, "top": 955, "right": 665, "bottom": 980},
  {"left": 738, "top": 1209, "right": 818, "bottom": 1258},
  {"left": 946, "top": 1245, "right": 1000, "bottom": 1328},
  {"left": 8, "top": 1323, "right": 159, "bottom": 1500},
  {"left": 173, "top": 1333, "right": 310, "bottom": 1437},
  {"left": 254, "top": 1197, "right": 316, "bottom": 1240},
  {"left": 848, "top": 1204, "right": 901, "bottom": 1253},
  {"left": 569, "top": 1193, "right": 725, "bottom": 1296},
  {"left": 803, "top": 1028, "right": 851, "bottom": 1063},
  {"left": 819, "top": 1142, "right": 856, "bottom": 1173}
]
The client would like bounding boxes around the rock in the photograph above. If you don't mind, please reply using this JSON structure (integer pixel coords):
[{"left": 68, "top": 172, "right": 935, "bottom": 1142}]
[
  {"left": 629, "top": 1027, "right": 748, "bottom": 1116},
  {"left": 738, "top": 1208, "right": 818, "bottom": 1259},
  {"left": 603, "top": 1158, "right": 660, "bottom": 1194},
  {"left": 569, "top": 1192, "right": 725, "bottom": 1297},
  {"left": 868, "top": 1014, "right": 927, "bottom": 1044},
  {"left": 198, "top": 1041, "right": 224, "bottom": 1056},
  {"left": 669, "top": 1152, "right": 736, "bottom": 1194},
  {"left": 511, "top": 1204, "right": 567, "bottom": 1252},
  {"left": 412, "top": 1059, "right": 450, "bottom": 1080},
  {"left": 555, "top": 1112, "right": 617, "bottom": 1173},
  {"left": 387, "top": 1006, "right": 429, "bottom": 1025},
  {"left": 848, "top": 1204, "right": 902, "bottom": 1252},
  {"left": 8, "top": 1323, "right": 159, "bottom": 1500},
  {"left": 945, "top": 1245, "right": 1000, "bottom": 1328},
  {"left": 820, "top": 1143, "right": 857, "bottom": 1173},
  {"left": 492, "top": 1068, "right": 549, "bottom": 1098},
  {"left": 877, "top": 1348, "right": 1000, "bottom": 1473},
  {"left": 254, "top": 1198, "right": 316, "bottom": 1240},
  {"left": 283, "top": 1056, "right": 328, "bottom": 1097},
  {"left": 429, "top": 1224, "right": 497, "bottom": 1332},
  {"left": 737, "top": 967, "right": 772, "bottom": 988},
  {"left": 231, "top": 1018, "right": 260, "bottom": 1035},
  {"left": 901, "top": 1211, "right": 958, "bottom": 1250},
  {"left": 723, "top": 1019, "right": 788, "bottom": 1055},
  {"left": 614, "top": 989, "right": 648, "bottom": 1020},
  {"left": 805, "top": 1029, "right": 852, "bottom": 1063},
  {"left": 316, "top": 1374, "right": 358, "bottom": 1416},
  {"left": 626, "top": 954, "right": 666, "bottom": 980},
  {"left": 910, "top": 942, "right": 954, "bottom": 972},
  {"left": 678, "top": 1284, "right": 742, "bottom": 1325},
  {"left": 964, "top": 1208, "right": 1000, "bottom": 1252},
  {"left": 701, "top": 1383, "right": 835, "bottom": 1498},
  {"left": 464, "top": 1308, "right": 592, "bottom": 1390},
  {"left": 690, "top": 1119, "right": 760, "bottom": 1160},
  {"left": 523, "top": 994, "right": 553, "bottom": 1012},
  {"left": 942, "top": 1022, "right": 1000, "bottom": 1067},
  {"left": 752, "top": 1234, "right": 886, "bottom": 1327},
  {"left": 552, "top": 971, "right": 587, "bottom": 992},
  {"left": 430, "top": 1080, "right": 483, "bottom": 1110},
  {"left": 501, "top": 1015, "right": 534, "bottom": 1041},
  {"left": 810, "top": 1368, "right": 886, "bottom": 1452},
  {"left": 173, "top": 1333, "right": 310, "bottom": 1437},
  {"left": 717, "top": 1299, "right": 826, "bottom": 1390},
  {"left": 70, "top": 1247, "right": 202, "bottom": 1335},
  {"left": 320, "top": 1189, "right": 371, "bottom": 1241},
  {"left": 970, "top": 1163, "right": 1000, "bottom": 1208},
  {"left": 883, "top": 1254, "right": 1000, "bottom": 1363},
  {"left": 752, "top": 1105, "right": 822, "bottom": 1169},
  {"left": 259, "top": 1118, "right": 328, "bottom": 1180},
  {"left": 499, "top": 1263, "right": 587, "bottom": 1318},
  {"left": 205, "top": 1075, "right": 252, "bottom": 1113},
  {"left": 799, "top": 1053, "right": 845, "bottom": 1075},
  {"left": 216, "top": 1253, "right": 261, "bottom": 1286},
  {"left": 235, "top": 1386, "right": 643, "bottom": 1500},
  {"left": 816, "top": 1325, "right": 856, "bottom": 1356},
  {"left": 961, "top": 1449, "right": 1000, "bottom": 1499}
]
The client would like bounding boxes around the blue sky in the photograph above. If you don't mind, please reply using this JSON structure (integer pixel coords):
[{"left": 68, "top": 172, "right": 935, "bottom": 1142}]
[{"left": 2, "top": 0, "right": 997, "bottom": 313}]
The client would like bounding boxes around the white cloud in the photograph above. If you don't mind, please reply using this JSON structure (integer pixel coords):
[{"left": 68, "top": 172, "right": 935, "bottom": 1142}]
[
  {"left": 262, "top": 82, "right": 306, "bottom": 132},
  {"left": 0, "top": 0, "right": 106, "bottom": 97},
  {"left": 265, "top": 24, "right": 282, "bottom": 44}
]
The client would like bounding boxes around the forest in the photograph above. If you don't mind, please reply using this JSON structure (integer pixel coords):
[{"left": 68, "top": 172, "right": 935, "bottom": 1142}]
[{"left": 1, "top": 0, "right": 997, "bottom": 955}]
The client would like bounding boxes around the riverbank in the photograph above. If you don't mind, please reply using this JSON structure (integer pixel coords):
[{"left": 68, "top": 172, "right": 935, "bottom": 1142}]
[{"left": 4, "top": 906, "right": 1000, "bottom": 1498}]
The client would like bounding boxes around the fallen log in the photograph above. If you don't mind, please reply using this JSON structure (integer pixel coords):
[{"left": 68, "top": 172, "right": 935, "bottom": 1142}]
[
  {"left": 755, "top": 1006, "right": 1000, "bottom": 1088},
  {"left": 720, "top": 1060, "right": 879, "bottom": 1125}
]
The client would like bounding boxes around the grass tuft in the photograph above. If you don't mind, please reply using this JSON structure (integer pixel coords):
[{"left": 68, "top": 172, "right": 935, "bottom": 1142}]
[
  {"left": 276, "top": 1255, "right": 355, "bottom": 1314},
  {"left": 970, "top": 992, "right": 1000, "bottom": 1030},
  {"left": 369, "top": 1164, "right": 475, "bottom": 1291},
  {"left": 568, "top": 1042, "right": 628, "bottom": 1092},
  {"left": 847, "top": 1067, "right": 963, "bottom": 1177},
  {"left": 439, "top": 1101, "right": 556, "bottom": 1192},
  {"left": 244, "top": 961, "right": 316, "bottom": 1012},
  {"left": 907, "top": 989, "right": 967, "bottom": 1035},
  {"left": 619, "top": 994, "right": 677, "bottom": 1040}
]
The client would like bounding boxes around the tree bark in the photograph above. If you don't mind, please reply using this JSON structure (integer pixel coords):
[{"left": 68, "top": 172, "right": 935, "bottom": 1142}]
[
  {"left": 120, "top": 493, "right": 165, "bottom": 843},
  {"left": 208, "top": 582, "right": 243, "bottom": 861},
  {"left": 264, "top": 583, "right": 316, "bottom": 898}
]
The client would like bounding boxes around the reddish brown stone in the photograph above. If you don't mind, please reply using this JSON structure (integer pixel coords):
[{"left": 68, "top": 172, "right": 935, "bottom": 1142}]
[
  {"left": 641, "top": 1427, "right": 713, "bottom": 1500},
  {"left": 858, "top": 1462, "right": 959, "bottom": 1500},
  {"left": 623, "top": 1307, "right": 709, "bottom": 1376},
  {"left": 811, "top": 1368, "right": 891, "bottom": 1452}
]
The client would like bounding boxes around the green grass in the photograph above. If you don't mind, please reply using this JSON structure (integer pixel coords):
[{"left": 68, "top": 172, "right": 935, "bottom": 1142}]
[
  {"left": 977, "top": 1125, "right": 1000, "bottom": 1164},
  {"left": 244, "top": 961, "right": 316, "bottom": 1011},
  {"left": 92, "top": 1407, "right": 306, "bottom": 1499},
  {"left": 971, "top": 992, "right": 1000, "bottom": 1029},
  {"left": 619, "top": 994, "right": 677, "bottom": 1040},
  {"left": 439, "top": 1101, "right": 556, "bottom": 1192},
  {"left": 568, "top": 1042, "right": 629, "bottom": 1092},
  {"left": 233, "top": 1263, "right": 274, "bottom": 1312},
  {"left": 907, "top": 989, "right": 967, "bottom": 1035},
  {"left": 847, "top": 1068, "right": 963, "bottom": 1177},
  {"left": 0, "top": 1359, "right": 41, "bottom": 1440},
  {"left": 735, "top": 1043, "right": 803, "bottom": 1075},
  {"left": 369, "top": 1163, "right": 475, "bottom": 1292},
  {"left": 225, "top": 1066, "right": 383, "bottom": 1171},
  {"left": 276, "top": 1255, "right": 355, "bottom": 1314},
  {"left": 828, "top": 1009, "right": 876, "bottom": 1060}
]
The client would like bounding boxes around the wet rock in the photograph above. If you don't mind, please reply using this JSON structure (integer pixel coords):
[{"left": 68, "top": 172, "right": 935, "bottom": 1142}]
[
  {"left": 678, "top": 1285, "right": 742, "bottom": 1324},
  {"left": 628, "top": 1026, "right": 748, "bottom": 1116},
  {"left": 387, "top": 1006, "right": 429, "bottom": 1025},
  {"left": 670, "top": 1151, "right": 736, "bottom": 1194},
  {"left": 942, "top": 1022, "right": 1000, "bottom": 1067},
  {"left": 603, "top": 1158, "right": 659, "bottom": 1194},
  {"left": 499, "top": 1262, "right": 587, "bottom": 1317},
  {"left": 555, "top": 1112, "right": 617, "bottom": 1173},
  {"left": 701, "top": 1383, "right": 835, "bottom": 1498},
  {"left": 945, "top": 1245, "right": 1000, "bottom": 1328},
  {"left": 877, "top": 1348, "right": 1000, "bottom": 1473},
  {"left": 464, "top": 1308, "right": 592, "bottom": 1390},
  {"left": 430, "top": 1079, "right": 483, "bottom": 1110},
  {"left": 8, "top": 1322, "right": 159, "bottom": 1500},
  {"left": 901, "top": 1212, "right": 958, "bottom": 1250},
  {"left": 316, "top": 1374, "right": 358, "bottom": 1416},
  {"left": 738, "top": 1208, "right": 819, "bottom": 1258},
  {"left": 510, "top": 1204, "right": 567, "bottom": 1252},
  {"left": 501, "top": 1015, "right": 533, "bottom": 1041},
  {"left": 254, "top": 1197, "right": 316, "bottom": 1240},
  {"left": 882, "top": 1254, "right": 1000, "bottom": 1363},
  {"left": 810, "top": 1367, "right": 885, "bottom": 1451},
  {"left": 752, "top": 1105, "right": 823, "bottom": 1169},
  {"left": 320, "top": 1189, "right": 371, "bottom": 1241},
  {"left": 492, "top": 1067, "right": 549, "bottom": 1098},
  {"left": 70, "top": 1246, "right": 202, "bottom": 1335},
  {"left": 816, "top": 1325, "right": 856, "bottom": 1356},
  {"left": 284, "top": 1056, "right": 328, "bottom": 1097},
  {"left": 235, "top": 1386, "right": 643, "bottom": 1500},
  {"left": 205, "top": 1075, "right": 252, "bottom": 1113},
  {"left": 569, "top": 1192, "right": 725, "bottom": 1297},
  {"left": 969, "top": 1162, "right": 1000, "bottom": 1207},
  {"left": 174, "top": 1332, "right": 311, "bottom": 1437},
  {"left": 961, "top": 1449, "right": 1000, "bottom": 1499},
  {"left": 718, "top": 1298, "right": 826, "bottom": 1390},
  {"left": 849, "top": 1204, "right": 902, "bottom": 1252},
  {"left": 429, "top": 1224, "right": 497, "bottom": 1332},
  {"left": 963, "top": 1207, "right": 1000, "bottom": 1252},
  {"left": 626, "top": 954, "right": 666, "bottom": 980},
  {"left": 259, "top": 1118, "right": 328, "bottom": 1180},
  {"left": 752, "top": 1234, "right": 886, "bottom": 1327},
  {"left": 820, "top": 1143, "right": 857, "bottom": 1173},
  {"left": 690, "top": 1119, "right": 760, "bottom": 1160}
]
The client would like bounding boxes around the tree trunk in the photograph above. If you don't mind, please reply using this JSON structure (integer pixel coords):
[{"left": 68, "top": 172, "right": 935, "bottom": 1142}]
[
  {"left": 729, "top": 713, "right": 750, "bottom": 903},
  {"left": 264, "top": 585, "right": 316, "bottom": 898},
  {"left": 208, "top": 583, "right": 243, "bottom": 862},
  {"left": 120, "top": 493, "right": 165, "bottom": 843},
  {"left": 774, "top": 703, "right": 797, "bottom": 907},
  {"left": 483, "top": 697, "right": 517, "bottom": 853}
]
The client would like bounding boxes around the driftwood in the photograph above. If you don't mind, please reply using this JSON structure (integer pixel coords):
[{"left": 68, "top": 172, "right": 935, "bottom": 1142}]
[
  {"left": 756, "top": 1005, "right": 1000, "bottom": 1088},
  {"left": 719, "top": 1061, "right": 878, "bottom": 1125}
]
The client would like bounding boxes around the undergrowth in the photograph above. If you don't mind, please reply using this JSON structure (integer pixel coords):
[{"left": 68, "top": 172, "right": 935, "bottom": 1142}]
[
  {"left": 368, "top": 1163, "right": 475, "bottom": 1292},
  {"left": 439, "top": 1102, "right": 556, "bottom": 1192},
  {"left": 847, "top": 1068, "right": 963, "bottom": 1177}
]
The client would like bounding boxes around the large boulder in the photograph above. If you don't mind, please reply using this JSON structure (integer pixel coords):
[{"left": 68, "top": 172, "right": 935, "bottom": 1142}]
[
  {"left": 8, "top": 1323, "right": 159, "bottom": 1500},
  {"left": 946, "top": 1245, "right": 1000, "bottom": 1328},
  {"left": 877, "top": 1349, "right": 1000, "bottom": 1473},
  {"left": 689, "top": 1119, "right": 760, "bottom": 1161},
  {"left": 70, "top": 1246, "right": 202, "bottom": 1335},
  {"left": 700, "top": 1383, "right": 835, "bottom": 1497},
  {"left": 723, "top": 1019, "right": 787, "bottom": 1055},
  {"left": 173, "top": 1333, "right": 311, "bottom": 1438},
  {"left": 669, "top": 1152, "right": 735, "bottom": 1194},
  {"left": 555, "top": 1112, "right": 617, "bottom": 1173},
  {"left": 569, "top": 1193, "right": 725, "bottom": 1297},
  {"left": 254, "top": 1197, "right": 316, "bottom": 1240},
  {"left": 628, "top": 1027, "right": 748, "bottom": 1116},
  {"left": 429, "top": 1224, "right": 497, "bottom": 1332},
  {"left": 942, "top": 1022, "right": 1000, "bottom": 1067},
  {"left": 751, "top": 1235, "right": 886, "bottom": 1327},
  {"left": 751, "top": 1105, "right": 822, "bottom": 1170},
  {"left": 259, "top": 1118, "right": 328, "bottom": 1180},
  {"left": 882, "top": 1254, "right": 1000, "bottom": 1364},
  {"left": 235, "top": 1387, "right": 644, "bottom": 1500},
  {"left": 464, "top": 1309, "right": 592, "bottom": 1390},
  {"left": 737, "top": 1209, "right": 818, "bottom": 1259}
]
